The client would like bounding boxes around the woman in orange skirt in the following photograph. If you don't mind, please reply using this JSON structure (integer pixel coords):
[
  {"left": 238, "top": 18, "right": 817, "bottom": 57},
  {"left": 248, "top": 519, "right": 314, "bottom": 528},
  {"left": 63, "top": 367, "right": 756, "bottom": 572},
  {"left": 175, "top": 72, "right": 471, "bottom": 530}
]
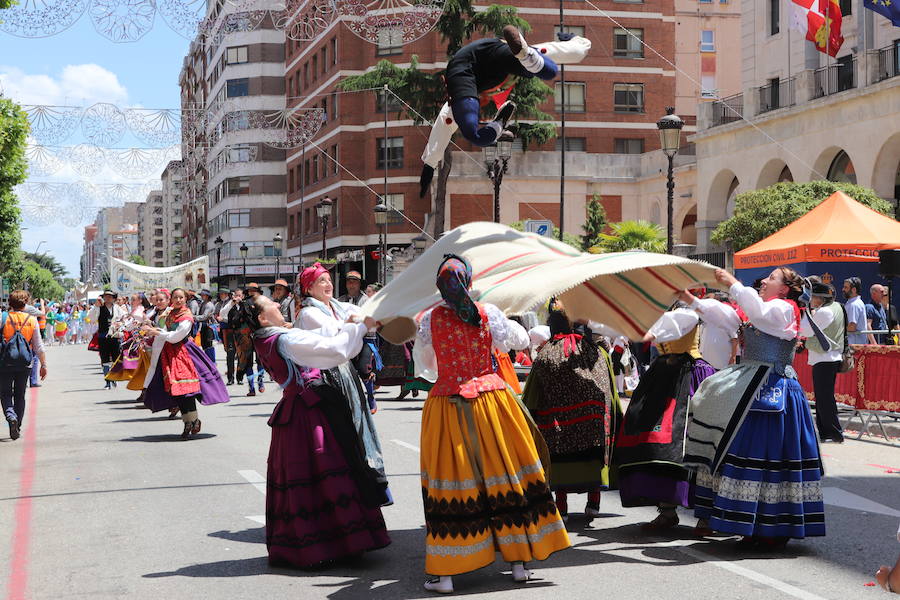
[{"left": 414, "top": 254, "right": 570, "bottom": 594}]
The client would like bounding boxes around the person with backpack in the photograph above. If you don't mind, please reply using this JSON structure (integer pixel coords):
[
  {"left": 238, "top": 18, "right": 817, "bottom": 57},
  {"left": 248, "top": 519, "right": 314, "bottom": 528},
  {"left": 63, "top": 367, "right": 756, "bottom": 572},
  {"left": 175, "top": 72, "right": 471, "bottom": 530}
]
[{"left": 2, "top": 290, "right": 48, "bottom": 440}]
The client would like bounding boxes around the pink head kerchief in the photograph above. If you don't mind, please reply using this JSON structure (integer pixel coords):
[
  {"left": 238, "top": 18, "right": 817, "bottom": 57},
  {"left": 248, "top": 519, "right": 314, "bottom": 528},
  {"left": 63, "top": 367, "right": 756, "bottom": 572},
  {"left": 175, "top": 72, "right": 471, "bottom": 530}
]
[{"left": 300, "top": 263, "right": 329, "bottom": 295}]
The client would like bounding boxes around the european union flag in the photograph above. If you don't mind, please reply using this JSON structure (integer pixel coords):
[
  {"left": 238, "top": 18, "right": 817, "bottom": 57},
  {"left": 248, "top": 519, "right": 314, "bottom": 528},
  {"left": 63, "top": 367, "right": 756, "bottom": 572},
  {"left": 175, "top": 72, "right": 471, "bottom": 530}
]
[{"left": 865, "top": 0, "right": 900, "bottom": 26}]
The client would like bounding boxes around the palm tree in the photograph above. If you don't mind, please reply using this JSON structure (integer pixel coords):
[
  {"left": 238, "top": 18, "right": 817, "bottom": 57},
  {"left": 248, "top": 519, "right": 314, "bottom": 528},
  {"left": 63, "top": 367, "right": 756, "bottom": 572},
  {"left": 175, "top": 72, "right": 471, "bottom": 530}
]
[{"left": 593, "top": 220, "right": 666, "bottom": 254}]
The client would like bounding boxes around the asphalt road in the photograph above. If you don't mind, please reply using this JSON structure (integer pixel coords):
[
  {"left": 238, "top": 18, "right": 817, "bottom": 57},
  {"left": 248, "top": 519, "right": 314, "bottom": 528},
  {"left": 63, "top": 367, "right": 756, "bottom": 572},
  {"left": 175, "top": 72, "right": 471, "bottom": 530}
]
[{"left": 2, "top": 343, "right": 899, "bottom": 600}]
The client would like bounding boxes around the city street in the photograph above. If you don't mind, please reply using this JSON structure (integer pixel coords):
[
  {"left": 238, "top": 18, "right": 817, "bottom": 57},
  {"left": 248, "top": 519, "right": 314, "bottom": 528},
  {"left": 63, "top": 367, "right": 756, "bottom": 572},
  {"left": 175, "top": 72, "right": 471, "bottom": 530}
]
[{"left": 2, "top": 343, "right": 899, "bottom": 600}]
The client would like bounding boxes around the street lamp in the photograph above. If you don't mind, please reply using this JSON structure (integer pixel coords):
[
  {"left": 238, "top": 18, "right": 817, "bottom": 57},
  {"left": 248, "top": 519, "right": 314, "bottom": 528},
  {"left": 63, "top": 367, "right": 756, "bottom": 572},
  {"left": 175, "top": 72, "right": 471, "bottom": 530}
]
[
  {"left": 214, "top": 235, "right": 223, "bottom": 290},
  {"left": 239, "top": 242, "right": 249, "bottom": 287},
  {"left": 374, "top": 201, "right": 388, "bottom": 284},
  {"left": 657, "top": 106, "right": 684, "bottom": 254},
  {"left": 483, "top": 135, "right": 513, "bottom": 223},
  {"left": 316, "top": 197, "right": 333, "bottom": 261},
  {"left": 412, "top": 233, "right": 427, "bottom": 255},
  {"left": 273, "top": 232, "right": 283, "bottom": 280}
]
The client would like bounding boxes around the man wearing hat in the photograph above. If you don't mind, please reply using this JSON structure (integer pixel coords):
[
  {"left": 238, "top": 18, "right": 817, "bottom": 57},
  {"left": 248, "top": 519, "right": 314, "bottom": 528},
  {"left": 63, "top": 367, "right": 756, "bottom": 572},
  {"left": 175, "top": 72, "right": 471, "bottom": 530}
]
[
  {"left": 799, "top": 278, "right": 846, "bottom": 443},
  {"left": 97, "top": 290, "right": 124, "bottom": 389},
  {"left": 196, "top": 289, "right": 217, "bottom": 362},
  {"left": 271, "top": 279, "right": 293, "bottom": 322},
  {"left": 244, "top": 282, "right": 262, "bottom": 299},
  {"left": 241, "top": 283, "right": 266, "bottom": 393},
  {"left": 338, "top": 271, "right": 368, "bottom": 307},
  {"left": 215, "top": 289, "right": 236, "bottom": 385}
]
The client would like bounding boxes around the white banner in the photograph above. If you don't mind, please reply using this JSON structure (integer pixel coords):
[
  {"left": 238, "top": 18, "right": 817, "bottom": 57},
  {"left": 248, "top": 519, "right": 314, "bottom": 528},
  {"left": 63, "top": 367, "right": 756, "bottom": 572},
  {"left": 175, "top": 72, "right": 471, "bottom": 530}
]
[{"left": 110, "top": 257, "right": 211, "bottom": 295}]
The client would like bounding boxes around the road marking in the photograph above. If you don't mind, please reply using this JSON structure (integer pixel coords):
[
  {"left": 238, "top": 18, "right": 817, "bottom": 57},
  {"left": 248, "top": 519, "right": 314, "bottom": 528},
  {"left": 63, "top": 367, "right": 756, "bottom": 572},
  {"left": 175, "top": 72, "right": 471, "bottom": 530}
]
[
  {"left": 823, "top": 487, "right": 900, "bottom": 517},
  {"left": 238, "top": 470, "right": 267, "bottom": 495},
  {"left": 867, "top": 463, "right": 900, "bottom": 474},
  {"left": 246, "top": 515, "right": 266, "bottom": 525},
  {"left": 391, "top": 439, "right": 420, "bottom": 453},
  {"left": 7, "top": 387, "right": 39, "bottom": 600},
  {"left": 678, "top": 546, "right": 829, "bottom": 600}
]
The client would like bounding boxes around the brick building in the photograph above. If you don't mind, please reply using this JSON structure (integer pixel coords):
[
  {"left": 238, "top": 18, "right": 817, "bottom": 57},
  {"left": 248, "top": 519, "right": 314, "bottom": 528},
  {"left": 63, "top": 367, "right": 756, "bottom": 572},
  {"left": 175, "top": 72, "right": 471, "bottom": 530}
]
[{"left": 284, "top": 0, "right": 678, "bottom": 284}]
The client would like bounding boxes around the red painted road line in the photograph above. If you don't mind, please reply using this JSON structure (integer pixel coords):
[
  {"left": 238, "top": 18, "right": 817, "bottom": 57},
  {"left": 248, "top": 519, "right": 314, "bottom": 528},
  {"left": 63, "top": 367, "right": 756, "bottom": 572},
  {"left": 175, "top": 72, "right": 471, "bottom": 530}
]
[
  {"left": 7, "top": 387, "right": 39, "bottom": 600},
  {"left": 867, "top": 463, "right": 900, "bottom": 474}
]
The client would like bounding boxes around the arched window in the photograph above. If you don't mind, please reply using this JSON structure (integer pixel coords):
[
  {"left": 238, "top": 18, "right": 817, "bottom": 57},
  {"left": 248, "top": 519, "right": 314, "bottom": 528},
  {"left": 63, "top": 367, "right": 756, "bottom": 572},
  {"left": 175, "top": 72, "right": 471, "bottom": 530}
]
[
  {"left": 778, "top": 165, "right": 794, "bottom": 182},
  {"left": 827, "top": 150, "right": 856, "bottom": 184},
  {"left": 725, "top": 176, "right": 739, "bottom": 217}
]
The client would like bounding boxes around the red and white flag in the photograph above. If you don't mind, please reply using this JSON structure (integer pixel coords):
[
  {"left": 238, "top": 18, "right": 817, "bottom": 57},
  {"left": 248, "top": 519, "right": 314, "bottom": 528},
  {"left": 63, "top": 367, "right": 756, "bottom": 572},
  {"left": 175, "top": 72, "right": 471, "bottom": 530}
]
[{"left": 791, "top": 0, "right": 844, "bottom": 57}]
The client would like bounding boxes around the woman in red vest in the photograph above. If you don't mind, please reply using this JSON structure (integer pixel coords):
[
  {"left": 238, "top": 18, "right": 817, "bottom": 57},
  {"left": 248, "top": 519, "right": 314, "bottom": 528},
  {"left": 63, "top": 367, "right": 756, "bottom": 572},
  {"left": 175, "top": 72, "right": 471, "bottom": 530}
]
[{"left": 414, "top": 254, "right": 569, "bottom": 594}]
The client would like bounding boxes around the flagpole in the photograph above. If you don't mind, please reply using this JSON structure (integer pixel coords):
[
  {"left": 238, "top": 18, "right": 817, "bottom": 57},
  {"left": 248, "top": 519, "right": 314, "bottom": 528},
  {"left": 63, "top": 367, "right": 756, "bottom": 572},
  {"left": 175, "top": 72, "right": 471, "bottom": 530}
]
[{"left": 825, "top": 0, "right": 830, "bottom": 94}]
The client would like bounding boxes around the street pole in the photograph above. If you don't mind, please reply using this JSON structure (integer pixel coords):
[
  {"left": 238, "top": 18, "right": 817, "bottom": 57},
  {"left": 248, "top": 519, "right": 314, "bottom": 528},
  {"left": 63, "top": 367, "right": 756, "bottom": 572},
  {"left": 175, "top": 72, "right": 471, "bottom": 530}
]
[
  {"left": 321, "top": 216, "right": 328, "bottom": 261},
  {"left": 383, "top": 85, "right": 389, "bottom": 285},
  {"left": 558, "top": 0, "right": 566, "bottom": 241},
  {"left": 666, "top": 153, "right": 675, "bottom": 255},
  {"left": 215, "top": 246, "right": 221, "bottom": 289},
  {"left": 493, "top": 160, "right": 501, "bottom": 223},
  {"left": 242, "top": 257, "right": 247, "bottom": 287},
  {"left": 275, "top": 254, "right": 280, "bottom": 280},
  {"left": 299, "top": 144, "right": 305, "bottom": 268}
]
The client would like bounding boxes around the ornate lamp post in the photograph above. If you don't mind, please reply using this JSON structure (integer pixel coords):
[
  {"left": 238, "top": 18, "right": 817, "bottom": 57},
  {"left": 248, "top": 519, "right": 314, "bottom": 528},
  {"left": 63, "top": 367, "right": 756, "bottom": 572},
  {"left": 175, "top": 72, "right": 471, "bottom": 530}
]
[
  {"left": 412, "top": 233, "right": 427, "bottom": 256},
  {"left": 316, "top": 196, "right": 333, "bottom": 261},
  {"left": 214, "top": 235, "right": 223, "bottom": 290},
  {"left": 273, "top": 232, "right": 283, "bottom": 280},
  {"left": 657, "top": 107, "right": 684, "bottom": 255},
  {"left": 483, "top": 135, "right": 513, "bottom": 223},
  {"left": 239, "top": 242, "right": 249, "bottom": 287},
  {"left": 374, "top": 201, "right": 388, "bottom": 284}
]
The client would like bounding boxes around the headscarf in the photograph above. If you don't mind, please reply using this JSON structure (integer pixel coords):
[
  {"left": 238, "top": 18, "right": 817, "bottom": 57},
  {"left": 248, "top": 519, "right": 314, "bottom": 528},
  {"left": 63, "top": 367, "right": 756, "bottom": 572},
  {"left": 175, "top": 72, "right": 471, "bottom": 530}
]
[
  {"left": 436, "top": 254, "right": 480, "bottom": 327},
  {"left": 300, "top": 263, "right": 329, "bottom": 296},
  {"left": 165, "top": 290, "right": 194, "bottom": 329}
]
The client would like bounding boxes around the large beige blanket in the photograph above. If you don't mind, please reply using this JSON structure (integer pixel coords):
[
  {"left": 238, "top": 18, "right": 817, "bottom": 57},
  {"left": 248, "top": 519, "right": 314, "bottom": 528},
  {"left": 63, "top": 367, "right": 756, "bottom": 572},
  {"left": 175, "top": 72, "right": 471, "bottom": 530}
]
[{"left": 362, "top": 222, "right": 718, "bottom": 343}]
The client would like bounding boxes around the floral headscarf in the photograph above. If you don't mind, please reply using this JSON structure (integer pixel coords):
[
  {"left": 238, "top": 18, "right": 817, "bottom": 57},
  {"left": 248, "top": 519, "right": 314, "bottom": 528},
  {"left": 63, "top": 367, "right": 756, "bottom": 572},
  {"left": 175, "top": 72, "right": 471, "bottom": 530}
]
[
  {"left": 436, "top": 254, "right": 480, "bottom": 327},
  {"left": 300, "top": 263, "right": 329, "bottom": 296}
]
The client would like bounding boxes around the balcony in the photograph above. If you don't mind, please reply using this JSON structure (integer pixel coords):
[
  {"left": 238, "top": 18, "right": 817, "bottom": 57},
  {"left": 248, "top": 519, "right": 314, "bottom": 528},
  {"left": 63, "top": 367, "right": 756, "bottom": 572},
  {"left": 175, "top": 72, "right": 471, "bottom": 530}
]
[
  {"left": 708, "top": 94, "right": 743, "bottom": 128},
  {"left": 875, "top": 41, "right": 900, "bottom": 83},
  {"left": 757, "top": 77, "right": 795, "bottom": 114},
  {"left": 813, "top": 56, "right": 856, "bottom": 99}
]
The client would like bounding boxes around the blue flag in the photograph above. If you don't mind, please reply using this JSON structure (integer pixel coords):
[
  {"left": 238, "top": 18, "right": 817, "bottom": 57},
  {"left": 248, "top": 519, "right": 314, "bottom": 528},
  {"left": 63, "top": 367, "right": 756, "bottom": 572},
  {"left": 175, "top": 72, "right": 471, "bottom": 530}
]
[{"left": 865, "top": 0, "right": 900, "bottom": 26}]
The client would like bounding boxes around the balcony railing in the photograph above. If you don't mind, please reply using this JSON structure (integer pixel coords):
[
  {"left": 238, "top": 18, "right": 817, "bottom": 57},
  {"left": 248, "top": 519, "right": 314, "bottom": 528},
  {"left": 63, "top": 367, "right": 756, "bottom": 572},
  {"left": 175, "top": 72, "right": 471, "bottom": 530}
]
[
  {"left": 876, "top": 42, "right": 900, "bottom": 83},
  {"left": 758, "top": 77, "right": 795, "bottom": 113},
  {"left": 709, "top": 93, "right": 743, "bottom": 127},
  {"left": 813, "top": 57, "right": 857, "bottom": 98}
]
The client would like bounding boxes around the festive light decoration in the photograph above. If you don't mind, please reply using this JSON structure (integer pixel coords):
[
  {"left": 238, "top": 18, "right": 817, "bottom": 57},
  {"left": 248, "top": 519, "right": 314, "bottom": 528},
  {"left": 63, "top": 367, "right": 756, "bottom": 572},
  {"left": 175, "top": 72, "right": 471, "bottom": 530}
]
[
  {"left": 23, "top": 104, "right": 189, "bottom": 148},
  {"left": 18, "top": 180, "right": 158, "bottom": 226},
  {"left": 25, "top": 144, "right": 181, "bottom": 180},
  {"left": 275, "top": 0, "right": 336, "bottom": 41},
  {"left": 0, "top": 0, "right": 89, "bottom": 38},
  {"left": 336, "top": 0, "right": 444, "bottom": 46},
  {"left": 89, "top": 0, "right": 157, "bottom": 43}
]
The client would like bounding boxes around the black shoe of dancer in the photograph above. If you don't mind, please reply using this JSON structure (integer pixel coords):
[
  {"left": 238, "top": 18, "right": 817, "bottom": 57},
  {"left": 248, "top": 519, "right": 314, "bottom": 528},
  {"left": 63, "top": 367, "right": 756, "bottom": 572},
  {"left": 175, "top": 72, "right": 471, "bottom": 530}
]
[
  {"left": 226, "top": 378, "right": 234, "bottom": 386},
  {"left": 181, "top": 422, "right": 192, "bottom": 440},
  {"left": 191, "top": 419, "right": 202, "bottom": 435},
  {"left": 7, "top": 417, "right": 20, "bottom": 441},
  {"left": 493, "top": 102, "right": 517, "bottom": 131}
]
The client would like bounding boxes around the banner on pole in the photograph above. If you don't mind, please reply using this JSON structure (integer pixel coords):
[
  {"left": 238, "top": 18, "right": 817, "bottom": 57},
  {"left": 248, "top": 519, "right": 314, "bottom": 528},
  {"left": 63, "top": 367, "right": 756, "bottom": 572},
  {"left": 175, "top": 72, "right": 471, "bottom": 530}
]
[{"left": 109, "top": 257, "right": 211, "bottom": 295}]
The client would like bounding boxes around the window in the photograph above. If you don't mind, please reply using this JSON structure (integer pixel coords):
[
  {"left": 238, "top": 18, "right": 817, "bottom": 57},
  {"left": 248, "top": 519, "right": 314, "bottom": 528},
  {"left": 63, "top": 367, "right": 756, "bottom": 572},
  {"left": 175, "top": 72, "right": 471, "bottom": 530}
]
[
  {"left": 154, "top": 228, "right": 163, "bottom": 237},
  {"left": 226, "top": 176, "right": 250, "bottom": 195},
  {"left": 839, "top": 0, "right": 851, "bottom": 15},
  {"left": 331, "top": 145, "right": 339, "bottom": 174},
  {"left": 226, "top": 78, "right": 249, "bottom": 97},
  {"left": 226, "top": 46, "right": 249, "bottom": 65},
  {"left": 303, "top": 63, "right": 309, "bottom": 89},
  {"left": 769, "top": 0, "right": 780, "bottom": 35},
  {"left": 613, "top": 83, "right": 644, "bottom": 112},
  {"left": 154, "top": 251, "right": 164, "bottom": 259},
  {"left": 613, "top": 0, "right": 643, "bottom": 4},
  {"left": 700, "top": 30, "right": 715, "bottom": 52},
  {"left": 613, "top": 28, "right": 644, "bottom": 58},
  {"left": 331, "top": 37, "right": 338, "bottom": 65},
  {"left": 312, "top": 55, "right": 318, "bottom": 80},
  {"left": 312, "top": 154, "right": 320, "bottom": 182},
  {"left": 331, "top": 91, "right": 337, "bottom": 120},
  {"left": 321, "top": 48, "right": 327, "bottom": 74},
  {"left": 228, "top": 209, "right": 251, "bottom": 228},
  {"left": 376, "top": 137, "right": 404, "bottom": 169},
  {"left": 376, "top": 28, "right": 403, "bottom": 56},
  {"left": 554, "top": 25, "right": 585, "bottom": 38},
  {"left": 700, "top": 74, "right": 717, "bottom": 98},
  {"left": 227, "top": 145, "right": 253, "bottom": 163},
  {"left": 554, "top": 137, "right": 587, "bottom": 151},
  {"left": 304, "top": 160, "right": 310, "bottom": 187},
  {"left": 554, "top": 82, "right": 586, "bottom": 112},
  {"left": 614, "top": 138, "right": 644, "bottom": 154},
  {"left": 699, "top": 0, "right": 712, "bottom": 3},
  {"left": 154, "top": 240, "right": 164, "bottom": 248},
  {"left": 289, "top": 214, "right": 295, "bottom": 239},
  {"left": 384, "top": 193, "right": 405, "bottom": 224},
  {"left": 376, "top": 89, "right": 403, "bottom": 112}
]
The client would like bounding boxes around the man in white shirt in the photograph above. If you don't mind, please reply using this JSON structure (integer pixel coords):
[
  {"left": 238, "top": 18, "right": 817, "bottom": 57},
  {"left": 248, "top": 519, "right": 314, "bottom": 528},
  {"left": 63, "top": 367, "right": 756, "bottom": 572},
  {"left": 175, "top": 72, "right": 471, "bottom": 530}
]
[
  {"left": 800, "top": 282, "right": 845, "bottom": 443},
  {"left": 842, "top": 277, "right": 869, "bottom": 345}
]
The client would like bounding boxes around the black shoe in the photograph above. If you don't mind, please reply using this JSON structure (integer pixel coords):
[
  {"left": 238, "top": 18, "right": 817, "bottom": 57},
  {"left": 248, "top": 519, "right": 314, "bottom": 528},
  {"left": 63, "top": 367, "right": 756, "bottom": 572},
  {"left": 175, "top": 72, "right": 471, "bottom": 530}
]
[
  {"left": 181, "top": 422, "right": 192, "bottom": 440},
  {"left": 7, "top": 418, "right": 20, "bottom": 441},
  {"left": 419, "top": 164, "right": 435, "bottom": 198},
  {"left": 226, "top": 379, "right": 234, "bottom": 386},
  {"left": 557, "top": 31, "right": 575, "bottom": 41},
  {"left": 493, "top": 101, "right": 517, "bottom": 130},
  {"left": 502, "top": 25, "right": 524, "bottom": 56}
]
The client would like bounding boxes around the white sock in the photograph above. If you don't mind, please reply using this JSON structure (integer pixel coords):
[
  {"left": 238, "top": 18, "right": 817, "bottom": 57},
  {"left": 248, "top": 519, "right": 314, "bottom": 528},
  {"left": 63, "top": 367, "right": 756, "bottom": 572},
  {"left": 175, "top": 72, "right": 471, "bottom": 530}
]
[
  {"left": 517, "top": 46, "right": 545, "bottom": 73},
  {"left": 511, "top": 562, "right": 531, "bottom": 580}
]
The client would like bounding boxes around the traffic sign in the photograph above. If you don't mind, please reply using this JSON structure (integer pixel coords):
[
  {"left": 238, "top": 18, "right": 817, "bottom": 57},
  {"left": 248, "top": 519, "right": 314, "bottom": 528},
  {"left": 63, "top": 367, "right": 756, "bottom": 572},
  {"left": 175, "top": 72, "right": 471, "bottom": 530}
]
[{"left": 524, "top": 219, "right": 554, "bottom": 238}]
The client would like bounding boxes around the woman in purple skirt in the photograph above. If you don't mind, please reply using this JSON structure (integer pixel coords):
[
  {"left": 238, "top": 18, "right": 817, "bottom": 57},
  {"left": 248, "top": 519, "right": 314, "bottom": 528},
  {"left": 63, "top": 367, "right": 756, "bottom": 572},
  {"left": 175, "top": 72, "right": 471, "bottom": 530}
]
[
  {"left": 614, "top": 303, "right": 717, "bottom": 532},
  {"left": 140, "top": 288, "right": 229, "bottom": 439},
  {"left": 244, "top": 294, "right": 391, "bottom": 568}
]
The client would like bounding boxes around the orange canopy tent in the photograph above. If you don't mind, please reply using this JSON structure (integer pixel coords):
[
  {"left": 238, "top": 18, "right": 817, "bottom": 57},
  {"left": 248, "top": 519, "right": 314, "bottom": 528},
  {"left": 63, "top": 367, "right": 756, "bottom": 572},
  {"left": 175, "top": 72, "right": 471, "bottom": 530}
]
[{"left": 734, "top": 191, "right": 900, "bottom": 285}]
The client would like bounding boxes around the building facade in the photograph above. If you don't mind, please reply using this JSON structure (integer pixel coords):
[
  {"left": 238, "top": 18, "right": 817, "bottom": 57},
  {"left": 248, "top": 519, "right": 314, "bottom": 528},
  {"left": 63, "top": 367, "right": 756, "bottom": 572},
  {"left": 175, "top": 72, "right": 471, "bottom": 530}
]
[
  {"left": 690, "top": 0, "right": 900, "bottom": 253},
  {"left": 161, "top": 160, "right": 185, "bottom": 265},
  {"left": 284, "top": 0, "right": 683, "bottom": 285},
  {"left": 137, "top": 190, "right": 164, "bottom": 266}
]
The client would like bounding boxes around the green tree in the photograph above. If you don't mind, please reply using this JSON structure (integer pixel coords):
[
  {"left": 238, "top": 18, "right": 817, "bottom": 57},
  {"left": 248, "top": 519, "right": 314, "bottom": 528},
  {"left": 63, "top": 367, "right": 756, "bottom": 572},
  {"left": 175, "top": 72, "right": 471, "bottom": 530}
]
[
  {"left": 129, "top": 254, "right": 147, "bottom": 266},
  {"left": 711, "top": 180, "right": 893, "bottom": 252},
  {"left": 0, "top": 98, "right": 29, "bottom": 284},
  {"left": 593, "top": 220, "right": 666, "bottom": 254},
  {"left": 581, "top": 194, "right": 608, "bottom": 251},
  {"left": 22, "top": 260, "right": 65, "bottom": 301},
  {"left": 339, "top": 3, "right": 556, "bottom": 237},
  {"left": 22, "top": 251, "right": 68, "bottom": 280},
  {"left": 0, "top": 1, "right": 14, "bottom": 10},
  {"left": 508, "top": 220, "right": 581, "bottom": 251}
]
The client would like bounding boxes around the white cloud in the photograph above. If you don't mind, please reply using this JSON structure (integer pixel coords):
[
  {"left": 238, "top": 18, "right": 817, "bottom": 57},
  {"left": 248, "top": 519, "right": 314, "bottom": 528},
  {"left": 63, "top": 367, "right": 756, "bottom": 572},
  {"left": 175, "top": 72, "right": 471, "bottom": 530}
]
[{"left": 0, "top": 63, "right": 128, "bottom": 106}]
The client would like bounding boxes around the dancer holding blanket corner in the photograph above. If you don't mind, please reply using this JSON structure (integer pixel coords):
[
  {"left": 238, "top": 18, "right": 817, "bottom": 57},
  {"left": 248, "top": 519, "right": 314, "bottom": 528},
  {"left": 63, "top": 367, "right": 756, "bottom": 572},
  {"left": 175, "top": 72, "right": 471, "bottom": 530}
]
[
  {"left": 683, "top": 267, "right": 824, "bottom": 549},
  {"left": 414, "top": 254, "right": 570, "bottom": 594}
]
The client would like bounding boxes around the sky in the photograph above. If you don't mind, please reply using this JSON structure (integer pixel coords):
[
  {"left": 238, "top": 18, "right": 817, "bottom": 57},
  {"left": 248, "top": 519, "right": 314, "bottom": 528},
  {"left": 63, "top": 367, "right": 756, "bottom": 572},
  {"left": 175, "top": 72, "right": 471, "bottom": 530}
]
[{"left": 0, "top": 8, "right": 194, "bottom": 277}]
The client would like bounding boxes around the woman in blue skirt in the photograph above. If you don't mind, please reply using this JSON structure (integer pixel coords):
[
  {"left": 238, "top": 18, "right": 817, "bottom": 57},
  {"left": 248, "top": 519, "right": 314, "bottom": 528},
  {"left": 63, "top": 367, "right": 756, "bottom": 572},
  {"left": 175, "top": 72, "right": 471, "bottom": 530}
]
[{"left": 684, "top": 267, "right": 824, "bottom": 549}]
